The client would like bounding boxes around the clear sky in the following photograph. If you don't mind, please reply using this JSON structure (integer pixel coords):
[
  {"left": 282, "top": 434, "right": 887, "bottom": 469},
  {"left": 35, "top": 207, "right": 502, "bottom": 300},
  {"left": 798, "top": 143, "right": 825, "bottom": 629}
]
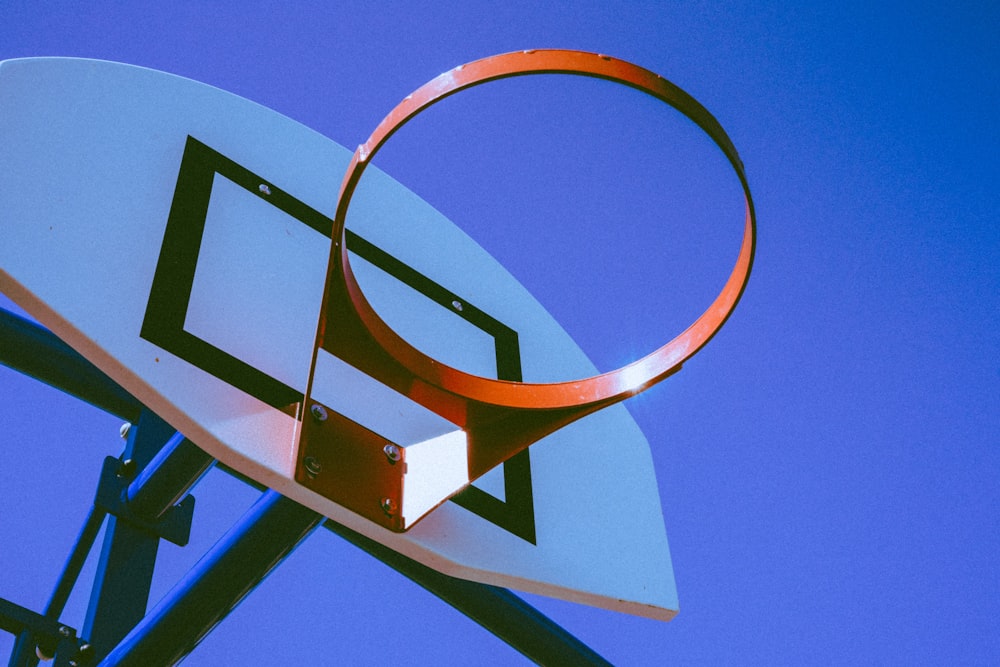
[{"left": 1, "top": 2, "right": 998, "bottom": 665}]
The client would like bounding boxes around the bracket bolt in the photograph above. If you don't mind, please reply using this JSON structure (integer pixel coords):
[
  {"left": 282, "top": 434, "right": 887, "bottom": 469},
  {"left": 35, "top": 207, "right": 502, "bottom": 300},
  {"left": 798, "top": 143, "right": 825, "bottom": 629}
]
[
  {"left": 309, "top": 404, "right": 327, "bottom": 422},
  {"left": 117, "top": 458, "right": 136, "bottom": 480},
  {"left": 258, "top": 183, "right": 272, "bottom": 195},
  {"left": 303, "top": 456, "right": 322, "bottom": 477},
  {"left": 451, "top": 299, "right": 463, "bottom": 311},
  {"left": 119, "top": 422, "right": 131, "bottom": 440},
  {"left": 380, "top": 497, "right": 397, "bottom": 515},
  {"left": 383, "top": 444, "right": 401, "bottom": 462},
  {"left": 58, "top": 626, "right": 71, "bottom": 638}
]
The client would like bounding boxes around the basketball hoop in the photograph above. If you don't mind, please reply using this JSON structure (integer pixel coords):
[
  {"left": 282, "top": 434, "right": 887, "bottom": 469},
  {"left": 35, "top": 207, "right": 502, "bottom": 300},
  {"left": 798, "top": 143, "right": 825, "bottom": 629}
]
[{"left": 298, "top": 49, "right": 756, "bottom": 529}]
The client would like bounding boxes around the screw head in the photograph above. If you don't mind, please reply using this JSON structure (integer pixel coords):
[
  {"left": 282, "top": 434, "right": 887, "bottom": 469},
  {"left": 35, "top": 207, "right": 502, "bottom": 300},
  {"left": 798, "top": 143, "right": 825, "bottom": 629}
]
[
  {"left": 119, "top": 422, "right": 131, "bottom": 439},
  {"left": 451, "top": 299, "right": 464, "bottom": 311},
  {"left": 58, "top": 626, "right": 71, "bottom": 638},
  {"left": 380, "top": 497, "right": 397, "bottom": 515},
  {"left": 258, "top": 183, "right": 272, "bottom": 195},
  {"left": 309, "top": 404, "right": 328, "bottom": 422},
  {"left": 383, "top": 443, "right": 401, "bottom": 462},
  {"left": 303, "top": 456, "right": 322, "bottom": 477},
  {"left": 117, "top": 458, "right": 136, "bottom": 479}
]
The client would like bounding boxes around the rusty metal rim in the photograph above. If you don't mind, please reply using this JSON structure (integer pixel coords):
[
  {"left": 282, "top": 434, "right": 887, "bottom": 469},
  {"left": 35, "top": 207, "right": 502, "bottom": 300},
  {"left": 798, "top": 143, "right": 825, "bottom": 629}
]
[{"left": 329, "top": 49, "right": 756, "bottom": 411}]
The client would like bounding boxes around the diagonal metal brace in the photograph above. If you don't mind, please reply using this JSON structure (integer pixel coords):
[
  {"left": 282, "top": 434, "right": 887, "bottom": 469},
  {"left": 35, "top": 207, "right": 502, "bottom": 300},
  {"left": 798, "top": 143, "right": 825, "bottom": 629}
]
[{"left": 93, "top": 457, "right": 194, "bottom": 547}]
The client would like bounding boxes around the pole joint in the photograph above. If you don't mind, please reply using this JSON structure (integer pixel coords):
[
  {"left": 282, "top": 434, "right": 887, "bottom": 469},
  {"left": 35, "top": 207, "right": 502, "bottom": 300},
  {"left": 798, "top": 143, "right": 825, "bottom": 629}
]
[{"left": 93, "top": 457, "right": 194, "bottom": 547}]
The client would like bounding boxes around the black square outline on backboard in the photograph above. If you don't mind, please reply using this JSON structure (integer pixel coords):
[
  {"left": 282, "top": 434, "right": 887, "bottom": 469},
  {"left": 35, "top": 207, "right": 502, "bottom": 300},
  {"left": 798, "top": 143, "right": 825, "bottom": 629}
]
[{"left": 141, "top": 136, "right": 535, "bottom": 543}]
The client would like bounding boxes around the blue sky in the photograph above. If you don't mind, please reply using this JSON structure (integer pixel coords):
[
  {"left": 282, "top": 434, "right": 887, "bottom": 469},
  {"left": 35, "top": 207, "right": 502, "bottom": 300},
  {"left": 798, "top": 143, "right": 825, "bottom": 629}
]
[{"left": 1, "top": 2, "right": 998, "bottom": 665}]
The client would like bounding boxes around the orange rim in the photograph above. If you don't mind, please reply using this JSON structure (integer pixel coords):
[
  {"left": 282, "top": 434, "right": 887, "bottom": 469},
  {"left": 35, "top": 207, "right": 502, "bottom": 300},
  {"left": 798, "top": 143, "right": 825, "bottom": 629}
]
[{"left": 329, "top": 49, "right": 756, "bottom": 411}]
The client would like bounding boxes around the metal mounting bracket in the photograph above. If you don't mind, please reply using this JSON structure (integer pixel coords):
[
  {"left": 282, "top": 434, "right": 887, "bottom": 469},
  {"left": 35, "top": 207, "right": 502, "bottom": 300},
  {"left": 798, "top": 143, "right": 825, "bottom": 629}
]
[
  {"left": 93, "top": 457, "right": 195, "bottom": 546},
  {"left": 295, "top": 402, "right": 408, "bottom": 532}
]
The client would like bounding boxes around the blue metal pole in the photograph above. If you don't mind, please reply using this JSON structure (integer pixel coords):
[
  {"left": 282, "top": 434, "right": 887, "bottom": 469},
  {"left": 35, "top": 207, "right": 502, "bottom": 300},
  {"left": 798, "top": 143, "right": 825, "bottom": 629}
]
[
  {"left": 44, "top": 507, "right": 107, "bottom": 619},
  {"left": 7, "top": 507, "right": 106, "bottom": 667},
  {"left": 8, "top": 426, "right": 211, "bottom": 665},
  {"left": 126, "top": 432, "right": 214, "bottom": 519},
  {"left": 97, "top": 491, "right": 322, "bottom": 667},
  {"left": 222, "top": 471, "right": 613, "bottom": 664},
  {"left": 0, "top": 308, "right": 141, "bottom": 421},
  {"left": 321, "top": 520, "right": 613, "bottom": 666},
  {"left": 80, "top": 409, "right": 176, "bottom": 660}
]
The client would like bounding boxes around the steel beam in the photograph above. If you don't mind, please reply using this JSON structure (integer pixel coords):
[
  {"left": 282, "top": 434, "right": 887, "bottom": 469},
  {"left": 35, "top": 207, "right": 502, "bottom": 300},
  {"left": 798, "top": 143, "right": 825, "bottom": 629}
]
[
  {"left": 97, "top": 490, "right": 322, "bottom": 667},
  {"left": 126, "top": 432, "right": 214, "bottom": 520},
  {"left": 226, "top": 469, "right": 613, "bottom": 665},
  {"left": 81, "top": 409, "right": 176, "bottom": 661},
  {"left": 0, "top": 308, "right": 141, "bottom": 421},
  {"left": 7, "top": 416, "right": 212, "bottom": 664},
  {"left": 43, "top": 508, "right": 107, "bottom": 620},
  {"left": 322, "top": 520, "right": 613, "bottom": 666},
  {"left": 7, "top": 506, "right": 106, "bottom": 667}
]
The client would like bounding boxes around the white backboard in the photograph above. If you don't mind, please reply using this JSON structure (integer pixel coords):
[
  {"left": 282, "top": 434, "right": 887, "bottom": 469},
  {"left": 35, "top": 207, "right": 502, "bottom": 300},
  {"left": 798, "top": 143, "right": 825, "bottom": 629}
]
[{"left": 0, "top": 58, "right": 677, "bottom": 620}]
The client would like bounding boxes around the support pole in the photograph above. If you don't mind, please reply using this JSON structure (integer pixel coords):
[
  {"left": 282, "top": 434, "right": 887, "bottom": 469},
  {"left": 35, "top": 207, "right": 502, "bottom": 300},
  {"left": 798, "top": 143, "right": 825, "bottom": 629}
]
[
  {"left": 97, "top": 491, "right": 322, "bottom": 667},
  {"left": 126, "top": 432, "right": 215, "bottom": 520},
  {"left": 8, "top": 507, "right": 106, "bottom": 667},
  {"left": 0, "top": 308, "right": 140, "bottom": 421},
  {"left": 322, "top": 520, "right": 613, "bottom": 666},
  {"left": 43, "top": 508, "right": 107, "bottom": 620},
  {"left": 7, "top": 416, "right": 212, "bottom": 664},
  {"left": 80, "top": 410, "right": 175, "bottom": 661}
]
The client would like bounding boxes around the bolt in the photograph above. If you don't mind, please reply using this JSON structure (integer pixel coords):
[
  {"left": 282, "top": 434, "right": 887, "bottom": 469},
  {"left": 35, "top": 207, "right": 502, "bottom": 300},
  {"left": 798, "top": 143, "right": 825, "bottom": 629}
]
[
  {"left": 303, "top": 456, "right": 322, "bottom": 477},
  {"left": 380, "top": 497, "right": 397, "bottom": 515},
  {"left": 58, "top": 627, "right": 71, "bottom": 638},
  {"left": 258, "top": 183, "right": 272, "bottom": 195},
  {"left": 309, "top": 404, "right": 328, "bottom": 422},
  {"left": 117, "top": 458, "right": 136, "bottom": 479},
  {"left": 451, "top": 300, "right": 463, "bottom": 311},
  {"left": 383, "top": 443, "right": 401, "bottom": 462},
  {"left": 119, "top": 422, "right": 131, "bottom": 439}
]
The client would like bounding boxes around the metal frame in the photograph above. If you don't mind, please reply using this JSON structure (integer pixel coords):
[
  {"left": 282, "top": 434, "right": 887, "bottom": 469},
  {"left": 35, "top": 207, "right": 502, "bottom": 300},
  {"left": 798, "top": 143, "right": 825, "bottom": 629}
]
[{"left": 0, "top": 307, "right": 610, "bottom": 666}]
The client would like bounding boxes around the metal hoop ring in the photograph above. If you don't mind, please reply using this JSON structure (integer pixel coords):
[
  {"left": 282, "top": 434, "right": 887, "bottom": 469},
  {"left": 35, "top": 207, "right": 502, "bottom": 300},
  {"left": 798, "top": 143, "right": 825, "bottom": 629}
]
[{"left": 329, "top": 49, "right": 756, "bottom": 411}]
